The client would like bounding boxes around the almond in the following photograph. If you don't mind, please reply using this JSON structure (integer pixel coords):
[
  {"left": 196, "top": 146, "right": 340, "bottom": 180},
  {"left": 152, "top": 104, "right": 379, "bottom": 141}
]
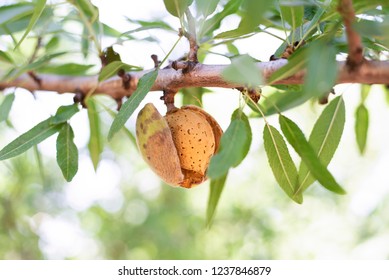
[{"left": 136, "top": 103, "right": 222, "bottom": 188}]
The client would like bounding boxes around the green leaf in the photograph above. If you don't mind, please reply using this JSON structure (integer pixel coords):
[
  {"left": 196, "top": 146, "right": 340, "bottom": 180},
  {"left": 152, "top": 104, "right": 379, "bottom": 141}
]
[
  {"left": 163, "top": 0, "right": 193, "bottom": 17},
  {"left": 15, "top": 0, "right": 47, "bottom": 49},
  {"left": 98, "top": 100, "right": 137, "bottom": 146},
  {"left": 279, "top": 115, "right": 346, "bottom": 195},
  {"left": 268, "top": 46, "right": 308, "bottom": 84},
  {"left": 263, "top": 125, "right": 301, "bottom": 203},
  {"left": 355, "top": 104, "right": 369, "bottom": 155},
  {"left": 199, "top": 0, "right": 243, "bottom": 38},
  {"left": 125, "top": 18, "right": 175, "bottom": 32},
  {"left": 208, "top": 110, "right": 252, "bottom": 179},
  {"left": 249, "top": 87, "right": 312, "bottom": 117},
  {"left": 37, "top": 63, "right": 94, "bottom": 76},
  {"left": 361, "top": 84, "right": 370, "bottom": 102},
  {"left": 56, "top": 123, "right": 78, "bottom": 182},
  {"left": 206, "top": 173, "right": 228, "bottom": 228},
  {"left": 108, "top": 70, "right": 158, "bottom": 141},
  {"left": 0, "top": 94, "right": 15, "bottom": 123},
  {"left": 45, "top": 36, "right": 59, "bottom": 52},
  {"left": 23, "top": 52, "right": 67, "bottom": 72},
  {"left": 81, "top": 26, "right": 89, "bottom": 58},
  {"left": 51, "top": 104, "right": 80, "bottom": 125},
  {"left": 238, "top": 0, "right": 274, "bottom": 33},
  {"left": 86, "top": 98, "right": 103, "bottom": 170},
  {"left": 304, "top": 40, "right": 337, "bottom": 97},
  {"left": 0, "top": 117, "right": 62, "bottom": 160},
  {"left": 75, "top": 0, "right": 99, "bottom": 22},
  {"left": 196, "top": 0, "right": 219, "bottom": 18},
  {"left": 0, "top": 3, "right": 34, "bottom": 25},
  {"left": 181, "top": 87, "right": 205, "bottom": 106},
  {"left": 0, "top": 50, "right": 14, "bottom": 64},
  {"left": 280, "top": 4, "right": 304, "bottom": 30},
  {"left": 226, "top": 42, "right": 240, "bottom": 56},
  {"left": 297, "top": 96, "right": 345, "bottom": 194},
  {"left": 222, "top": 55, "right": 262, "bottom": 86},
  {"left": 98, "top": 61, "right": 140, "bottom": 82},
  {"left": 274, "top": 2, "right": 326, "bottom": 57},
  {"left": 214, "top": 0, "right": 274, "bottom": 39},
  {"left": 354, "top": 18, "right": 389, "bottom": 48}
]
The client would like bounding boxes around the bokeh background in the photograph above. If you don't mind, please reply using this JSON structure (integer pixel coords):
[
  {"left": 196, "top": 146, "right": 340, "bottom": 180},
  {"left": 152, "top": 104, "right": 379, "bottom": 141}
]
[{"left": 1, "top": 0, "right": 389, "bottom": 259}]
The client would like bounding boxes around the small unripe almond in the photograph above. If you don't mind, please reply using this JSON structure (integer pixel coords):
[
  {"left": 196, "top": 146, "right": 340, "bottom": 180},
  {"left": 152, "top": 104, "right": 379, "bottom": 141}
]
[{"left": 136, "top": 103, "right": 222, "bottom": 188}]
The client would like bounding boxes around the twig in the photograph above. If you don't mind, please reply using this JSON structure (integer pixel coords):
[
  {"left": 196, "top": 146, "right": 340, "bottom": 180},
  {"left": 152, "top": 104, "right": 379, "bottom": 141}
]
[
  {"left": 184, "top": 9, "right": 199, "bottom": 63},
  {"left": 28, "top": 36, "right": 42, "bottom": 64},
  {"left": 338, "top": 0, "right": 364, "bottom": 69},
  {"left": 160, "top": 89, "right": 177, "bottom": 112}
]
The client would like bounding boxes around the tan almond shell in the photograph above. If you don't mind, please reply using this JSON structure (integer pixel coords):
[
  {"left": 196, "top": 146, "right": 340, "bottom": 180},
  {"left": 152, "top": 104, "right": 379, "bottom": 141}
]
[
  {"left": 136, "top": 103, "right": 184, "bottom": 186},
  {"left": 165, "top": 106, "right": 223, "bottom": 188},
  {"left": 181, "top": 105, "right": 223, "bottom": 153}
]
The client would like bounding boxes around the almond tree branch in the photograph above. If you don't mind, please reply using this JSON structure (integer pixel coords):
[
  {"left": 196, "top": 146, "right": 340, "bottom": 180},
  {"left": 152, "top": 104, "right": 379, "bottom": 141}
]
[
  {"left": 2, "top": 60, "right": 389, "bottom": 99},
  {"left": 338, "top": 0, "right": 364, "bottom": 68}
]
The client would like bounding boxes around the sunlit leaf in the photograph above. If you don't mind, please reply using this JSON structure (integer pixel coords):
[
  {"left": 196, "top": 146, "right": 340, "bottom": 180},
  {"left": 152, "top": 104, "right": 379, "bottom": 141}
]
[
  {"left": 355, "top": 104, "right": 369, "bottom": 155},
  {"left": 297, "top": 96, "right": 345, "bottom": 194},
  {"left": 86, "top": 98, "right": 103, "bottom": 170},
  {"left": 263, "top": 124, "right": 301, "bottom": 203},
  {"left": 222, "top": 55, "right": 262, "bottom": 87},
  {"left": 0, "top": 93, "right": 15, "bottom": 123},
  {"left": 0, "top": 117, "right": 62, "bottom": 160},
  {"left": 108, "top": 70, "right": 158, "bottom": 140},
  {"left": 206, "top": 173, "right": 228, "bottom": 227},
  {"left": 56, "top": 123, "right": 78, "bottom": 182},
  {"left": 15, "top": 0, "right": 47, "bottom": 49},
  {"left": 208, "top": 110, "right": 252, "bottom": 179},
  {"left": 163, "top": 0, "right": 193, "bottom": 17},
  {"left": 51, "top": 104, "right": 80, "bottom": 125},
  {"left": 279, "top": 115, "right": 346, "bottom": 195}
]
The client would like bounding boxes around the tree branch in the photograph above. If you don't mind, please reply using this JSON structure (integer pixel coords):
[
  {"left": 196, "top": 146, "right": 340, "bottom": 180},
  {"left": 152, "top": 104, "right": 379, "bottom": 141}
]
[
  {"left": 338, "top": 0, "right": 364, "bottom": 68},
  {"left": 2, "top": 60, "right": 389, "bottom": 99}
]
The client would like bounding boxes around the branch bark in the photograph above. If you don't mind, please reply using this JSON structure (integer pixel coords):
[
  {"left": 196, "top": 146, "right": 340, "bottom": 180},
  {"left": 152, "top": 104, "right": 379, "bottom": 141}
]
[
  {"left": 2, "top": 60, "right": 389, "bottom": 99},
  {"left": 338, "top": 0, "right": 364, "bottom": 68}
]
